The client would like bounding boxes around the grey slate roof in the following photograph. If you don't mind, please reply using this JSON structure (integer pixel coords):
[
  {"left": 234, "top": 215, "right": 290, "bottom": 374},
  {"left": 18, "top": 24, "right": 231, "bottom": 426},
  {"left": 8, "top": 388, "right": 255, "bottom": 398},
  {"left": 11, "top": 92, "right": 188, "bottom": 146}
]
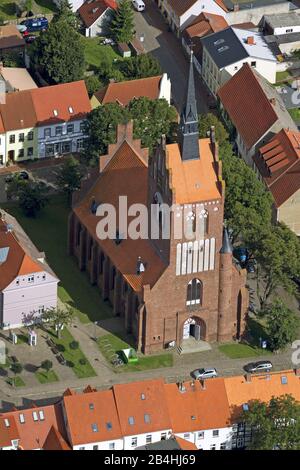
[
  {"left": 223, "top": 0, "right": 294, "bottom": 11},
  {"left": 263, "top": 12, "right": 300, "bottom": 29},
  {"left": 201, "top": 27, "right": 248, "bottom": 69}
]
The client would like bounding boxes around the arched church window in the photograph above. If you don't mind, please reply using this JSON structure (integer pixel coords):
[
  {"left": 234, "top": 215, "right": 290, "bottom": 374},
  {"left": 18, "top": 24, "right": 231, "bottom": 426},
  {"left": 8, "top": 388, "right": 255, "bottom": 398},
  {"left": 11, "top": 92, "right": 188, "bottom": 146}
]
[
  {"left": 186, "top": 279, "right": 202, "bottom": 306},
  {"left": 185, "top": 211, "right": 196, "bottom": 239},
  {"left": 153, "top": 192, "right": 164, "bottom": 232},
  {"left": 198, "top": 209, "right": 209, "bottom": 237}
]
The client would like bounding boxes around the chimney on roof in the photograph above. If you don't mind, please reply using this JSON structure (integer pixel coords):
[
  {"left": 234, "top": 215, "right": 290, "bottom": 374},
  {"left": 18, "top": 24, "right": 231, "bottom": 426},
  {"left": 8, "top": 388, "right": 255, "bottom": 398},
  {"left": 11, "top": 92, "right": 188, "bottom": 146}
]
[
  {"left": 246, "top": 36, "right": 255, "bottom": 45},
  {"left": 245, "top": 373, "right": 251, "bottom": 383},
  {"left": 136, "top": 256, "right": 146, "bottom": 275}
]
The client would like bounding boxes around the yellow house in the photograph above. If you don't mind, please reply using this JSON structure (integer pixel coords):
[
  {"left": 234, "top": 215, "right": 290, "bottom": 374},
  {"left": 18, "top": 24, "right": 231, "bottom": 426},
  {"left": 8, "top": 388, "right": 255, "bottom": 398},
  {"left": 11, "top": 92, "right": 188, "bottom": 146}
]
[
  {"left": 0, "top": 89, "right": 38, "bottom": 165},
  {"left": 254, "top": 128, "right": 300, "bottom": 236}
]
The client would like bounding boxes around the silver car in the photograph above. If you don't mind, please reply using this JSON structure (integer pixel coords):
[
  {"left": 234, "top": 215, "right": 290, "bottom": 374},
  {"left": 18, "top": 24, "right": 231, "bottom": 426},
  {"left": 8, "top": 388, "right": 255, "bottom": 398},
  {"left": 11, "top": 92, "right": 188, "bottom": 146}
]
[{"left": 191, "top": 368, "right": 218, "bottom": 380}]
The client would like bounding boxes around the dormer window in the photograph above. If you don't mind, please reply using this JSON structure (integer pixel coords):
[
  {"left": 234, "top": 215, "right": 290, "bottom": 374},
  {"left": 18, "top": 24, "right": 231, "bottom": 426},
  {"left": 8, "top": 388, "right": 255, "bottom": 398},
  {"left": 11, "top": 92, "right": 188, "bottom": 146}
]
[
  {"left": 53, "top": 109, "right": 58, "bottom": 117},
  {"left": 69, "top": 106, "right": 74, "bottom": 114},
  {"left": 28, "top": 275, "right": 34, "bottom": 283}
]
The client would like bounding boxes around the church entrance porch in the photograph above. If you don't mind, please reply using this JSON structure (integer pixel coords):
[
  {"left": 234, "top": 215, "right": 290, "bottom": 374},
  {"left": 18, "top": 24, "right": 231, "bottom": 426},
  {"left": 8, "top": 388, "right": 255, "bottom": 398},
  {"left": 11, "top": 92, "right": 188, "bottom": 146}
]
[{"left": 179, "top": 316, "right": 211, "bottom": 354}]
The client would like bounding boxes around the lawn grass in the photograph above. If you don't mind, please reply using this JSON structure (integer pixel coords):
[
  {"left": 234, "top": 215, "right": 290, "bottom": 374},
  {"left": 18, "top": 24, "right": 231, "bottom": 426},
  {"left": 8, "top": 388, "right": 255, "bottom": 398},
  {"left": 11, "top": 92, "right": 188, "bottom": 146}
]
[
  {"left": 98, "top": 334, "right": 173, "bottom": 373},
  {"left": 35, "top": 369, "right": 59, "bottom": 384},
  {"left": 288, "top": 107, "right": 300, "bottom": 122},
  {"left": 276, "top": 71, "right": 293, "bottom": 84},
  {"left": 0, "top": 0, "right": 57, "bottom": 20},
  {"left": 6, "top": 376, "right": 25, "bottom": 387},
  {"left": 81, "top": 37, "right": 121, "bottom": 71},
  {"left": 218, "top": 343, "right": 269, "bottom": 359},
  {"left": 3, "top": 195, "right": 113, "bottom": 323},
  {"left": 49, "top": 328, "right": 97, "bottom": 379}
]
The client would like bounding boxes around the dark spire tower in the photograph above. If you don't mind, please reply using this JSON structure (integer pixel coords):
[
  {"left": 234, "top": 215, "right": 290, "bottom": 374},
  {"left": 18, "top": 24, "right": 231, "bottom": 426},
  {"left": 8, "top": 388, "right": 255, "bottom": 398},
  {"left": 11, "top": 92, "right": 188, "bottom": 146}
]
[{"left": 178, "top": 51, "right": 200, "bottom": 161}]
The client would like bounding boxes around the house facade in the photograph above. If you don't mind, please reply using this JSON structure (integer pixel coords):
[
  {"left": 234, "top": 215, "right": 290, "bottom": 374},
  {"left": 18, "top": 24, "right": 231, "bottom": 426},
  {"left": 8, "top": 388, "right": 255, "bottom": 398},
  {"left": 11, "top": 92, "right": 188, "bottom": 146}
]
[
  {"left": 217, "top": 63, "right": 297, "bottom": 164},
  {"left": 0, "top": 80, "right": 91, "bottom": 166},
  {"left": 69, "top": 55, "right": 248, "bottom": 355},
  {"left": 78, "top": 0, "right": 117, "bottom": 38},
  {"left": 201, "top": 27, "right": 277, "bottom": 97},
  {"left": 0, "top": 211, "right": 59, "bottom": 329}
]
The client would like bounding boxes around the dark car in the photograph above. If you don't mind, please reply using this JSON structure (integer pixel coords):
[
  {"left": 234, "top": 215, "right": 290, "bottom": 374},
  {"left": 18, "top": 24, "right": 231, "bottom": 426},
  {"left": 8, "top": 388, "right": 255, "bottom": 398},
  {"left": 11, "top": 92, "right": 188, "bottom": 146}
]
[
  {"left": 20, "top": 17, "right": 48, "bottom": 33},
  {"left": 25, "top": 35, "right": 37, "bottom": 44},
  {"left": 246, "top": 261, "right": 256, "bottom": 273},
  {"left": 244, "top": 361, "right": 273, "bottom": 373}
]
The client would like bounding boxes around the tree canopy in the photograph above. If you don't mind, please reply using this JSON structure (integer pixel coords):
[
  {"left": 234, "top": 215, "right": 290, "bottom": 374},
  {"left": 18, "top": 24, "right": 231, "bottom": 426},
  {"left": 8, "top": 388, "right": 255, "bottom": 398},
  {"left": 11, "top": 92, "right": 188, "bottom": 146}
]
[
  {"left": 110, "top": 0, "right": 135, "bottom": 43},
  {"left": 120, "top": 54, "right": 162, "bottom": 80},
  {"left": 240, "top": 395, "right": 300, "bottom": 450},
  {"left": 56, "top": 157, "right": 83, "bottom": 205},
  {"left": 260, "top": 298, "right": 300, "bottom": 351},
  {"left": 7, "top": 177, "right": 49, "bottom": 218},
  {"left": 32, "top": 16, "right": 84, "bottom": 84},
  {"left": 83, "top": 98, "right": 176, "bottom": 165},
  {"left": 198, "top": 113, "right": 229, "bottom": 145},
  {"left": 42, "top": 306, "right": 74, "bottom": 338}
]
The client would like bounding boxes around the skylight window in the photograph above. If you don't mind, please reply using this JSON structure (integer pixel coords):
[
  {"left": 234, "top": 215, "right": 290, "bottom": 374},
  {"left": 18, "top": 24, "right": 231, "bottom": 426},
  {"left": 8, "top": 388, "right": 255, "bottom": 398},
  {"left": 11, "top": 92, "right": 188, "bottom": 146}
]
[
  {"left": 141, "top": 393, "right": 146, "bottom": 400},
  {"left": 39, "top": 411, "right": 45, "bottom": 421},
  {"left": 89, "top": 403, "right": 94, "bottom": 410},
  {"left": 4, "top": 419, "right": 10, "bottom": 428},
  {"left": 106, "top": 422, "right": 112, "bottom": 431},
  {"left": 144, "top": 414, "right": 151, "bottom": 424},
  {"left": 19, "top": 414, "right": 25, "bottom": 424},
  {"left": 214, "top": 38, "right": 225, "bottom": 46},
  {"left": 53, "top": 109, "right": 58, "bottom": 117},
  {"left": 242, "top": 403, "right": 249, "bottom": 411},
  {"left": 32, "top": 412, "right": 38, "bottom": 422},
  {"left": 128, "top": 416, "right": 135, "bottom": 425},
  {"left": 69, "top": 106, "right": 74, "bottom": 114},
  {"left": 218, "top": 46, "right": 229, "bottom": 53},
  {"left": 92, "top": 423, "right": 99, "bottom": 432},
  {"left": 0, "top": 247, "right": 9, "bottom": 264},
  {"left": 281, "top": 376, "right": 288, "bottom": 385}
]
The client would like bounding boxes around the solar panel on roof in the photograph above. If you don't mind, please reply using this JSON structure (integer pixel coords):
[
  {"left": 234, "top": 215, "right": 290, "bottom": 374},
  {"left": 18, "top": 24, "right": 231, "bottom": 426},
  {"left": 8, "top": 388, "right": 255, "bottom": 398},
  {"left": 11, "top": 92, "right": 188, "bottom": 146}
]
[{"left": 0, "top": 247, "right": 9, "bottom": 264}]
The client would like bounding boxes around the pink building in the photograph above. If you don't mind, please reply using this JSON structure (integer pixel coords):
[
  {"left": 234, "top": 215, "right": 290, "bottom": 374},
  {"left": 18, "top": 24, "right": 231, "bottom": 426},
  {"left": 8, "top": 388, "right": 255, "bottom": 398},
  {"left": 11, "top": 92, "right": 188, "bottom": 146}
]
[{"left": 0, "top": 211, "right": 58, "bottom": 329}]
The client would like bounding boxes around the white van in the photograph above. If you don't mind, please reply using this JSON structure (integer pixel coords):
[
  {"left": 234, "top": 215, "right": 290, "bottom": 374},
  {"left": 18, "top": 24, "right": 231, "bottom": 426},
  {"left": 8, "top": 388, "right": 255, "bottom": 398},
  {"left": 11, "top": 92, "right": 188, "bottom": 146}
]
[{"left": 132, "top": 0, "right": 145, "bottom": 12}]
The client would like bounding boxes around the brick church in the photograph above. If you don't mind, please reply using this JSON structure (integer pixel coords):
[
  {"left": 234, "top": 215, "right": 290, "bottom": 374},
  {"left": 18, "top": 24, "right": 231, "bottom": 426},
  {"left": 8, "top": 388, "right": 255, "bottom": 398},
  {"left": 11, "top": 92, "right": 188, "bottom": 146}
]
[{"left": 68, "top": 54, "right": 249, "bottom": 354}]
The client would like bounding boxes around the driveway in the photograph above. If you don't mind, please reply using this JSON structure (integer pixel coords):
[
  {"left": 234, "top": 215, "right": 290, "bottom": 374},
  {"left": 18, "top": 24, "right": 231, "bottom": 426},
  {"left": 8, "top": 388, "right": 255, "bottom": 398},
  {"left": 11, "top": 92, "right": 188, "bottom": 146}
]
[{"left": 133, "top": 0, "right": 210, "bottom": 114}]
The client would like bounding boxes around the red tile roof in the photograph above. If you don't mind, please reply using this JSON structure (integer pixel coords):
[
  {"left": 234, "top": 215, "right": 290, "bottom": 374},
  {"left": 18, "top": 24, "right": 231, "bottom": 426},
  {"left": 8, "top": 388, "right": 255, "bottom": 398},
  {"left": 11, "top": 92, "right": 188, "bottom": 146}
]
[
  {"left": 218, "top": 64, "right": 278, "bottom": 149},
  {"left": 63, "top": 388, "right": 122, "bottom": 446},
  {"left": 79, "top": 0, "right": 117, "bottom": 28},
  {"left": 254, "top": 128, "right": 300, "bottom": 207},
  {"left": 0, "top": 24, "right": 25, "bottom": 50},
  {"left": 73, "top": 125, "right": 167, "bottom": 292},
  {"left": 165, "top": 379, "right": 231, "bottom": 433},
  {"left": 31, "top": 80, "right": 91, "bottom": 126},
  {"left": 175, "top": 436, "right": 198, "bottom": 450},
  {"left": 167, "top": 0, "right": 199, "bottom": 17},
  {"left": 113, "top": 379, "right": 172, "bottom": 436},
  {"left": 1, "top": 404, "right": 66, "bottom": 450},
  {"left": 0, "top": 216, "right": 45, "bottom": 290},
  {"left": 43, "top": 426, "right": 71, "bottom": 451},
  {"left": 0, "top": 415, "right": 20, "bottom": 448},
  {"left": 0, "top": 89, "right": 36, "bottom": 131},
  {"left": 94, "top": 75, "right": 163, "bottom": 107},
  {"left": 184, "top": 12, "right": 228, "bottom": 40}
]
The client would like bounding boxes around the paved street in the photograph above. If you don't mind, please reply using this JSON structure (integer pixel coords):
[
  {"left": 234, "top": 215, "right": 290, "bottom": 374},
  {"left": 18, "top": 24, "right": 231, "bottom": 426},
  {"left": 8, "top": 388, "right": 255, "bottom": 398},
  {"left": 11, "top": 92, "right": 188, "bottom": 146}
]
[{"left": 133, "top": 0, "right": 210, "bottom": 114}]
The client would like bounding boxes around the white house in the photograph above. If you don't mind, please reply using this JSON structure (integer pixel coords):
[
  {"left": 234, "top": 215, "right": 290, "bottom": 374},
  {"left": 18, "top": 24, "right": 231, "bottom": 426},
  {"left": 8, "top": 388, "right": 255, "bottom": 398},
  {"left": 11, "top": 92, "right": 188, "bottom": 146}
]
[
  {"left": 158, "top": 0, "right": 226, "bottom": 36},
  {"left": 78, "top": 0, "right": 117, "bottom": 38},
  {"left": 30, "top": 80, "right": 91, "bottom": 159},
  {"left": 201, "top": 26, "right": 277, "bottom": 97},
  {"left": 0, "top": 212, "right": 59, "bottom": 330}
]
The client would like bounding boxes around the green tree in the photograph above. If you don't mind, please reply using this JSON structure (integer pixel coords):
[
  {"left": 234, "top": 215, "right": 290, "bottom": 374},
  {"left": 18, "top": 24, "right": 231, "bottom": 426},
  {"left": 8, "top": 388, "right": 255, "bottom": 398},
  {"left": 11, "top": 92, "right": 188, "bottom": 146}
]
[
  {"left": 120, "top": 54, "right": 162, "bottom": 79},
  {"left": 10, "top": 363, "right": 23, "bottom": 388},
  {"left": 32, "top": 18, "right": 84, "bottom": 84},
  {"left": 83, "top": 102, "right": 129, "bottom": 165},
  {"left": 7, "top": 179, "right": 49, "bottom": 217},
  {"left": 198, "top": 113, "right": 229, "bottom": 146},
  {"left": 221, "top": 145, "right": 273, "bottom": 243},
  {"left": 84, "top": 75, "right": 102, "bottom": 98},
  {"left": 240, "top": 395, "right": 300, "bottom": 450},
  {"left": 42, "top": 306, "right": 74, "bottom": 338},
  {"left": 41, "top": 360, "right": 53, "bottom": 373},
  {"left": 52, "top": 0, "right": 78, "bottom": 28},
  {"left": 253, "top": 224, "right": 300, "bottom": 308},
  {"left": 110, "top": 0, "right": 135, "bottom": 43},
  {"left": 56, "top": 157, "right": 83, "bottom": 205},
  {"left": 129, "top": 97, "right": 177, "bottom": 150},
  {"left": 261, "top": 299, "right": 300, "bottom": 351}
]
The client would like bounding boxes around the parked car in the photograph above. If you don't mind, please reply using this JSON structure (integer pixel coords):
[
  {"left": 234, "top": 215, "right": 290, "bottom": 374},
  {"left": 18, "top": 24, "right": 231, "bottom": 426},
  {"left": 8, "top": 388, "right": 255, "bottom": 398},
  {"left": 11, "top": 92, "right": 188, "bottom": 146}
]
[
  {"left": 132, "top": 0, "right": 145, "bottom": 12},
  {"left": 101, "top": 37, "right": 115, "bottom": 46},
  {"left": 233, "top": 247, "right": 249, "bottom": 266},
  {"left": 16, "top": 24, "right": 27, "bottom": 33},
  {"left": 246, "top": 261, "right": 256, "bottom": 273},
  {"left": 191, "top": 368, "right": 218, "bottom": 380},
  {"left": 20, "top": 17, "right": 48, "bottom": 33},
  {"left": 5, "top": 171, "right": 29, "bottom": 184},
  {"left": 25, "top": 35, "right": 37, "bottom": 44},
  {"left": 244, "top": 361, "right": 273, "bottom": 373}
]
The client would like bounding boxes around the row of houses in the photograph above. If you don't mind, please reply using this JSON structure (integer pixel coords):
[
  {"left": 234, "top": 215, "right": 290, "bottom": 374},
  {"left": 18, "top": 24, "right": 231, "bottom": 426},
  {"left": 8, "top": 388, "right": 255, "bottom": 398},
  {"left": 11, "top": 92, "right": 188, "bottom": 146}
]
[
  {"left": 1, "top": 369, "right": 299, "bottom": 450},
  {"left": 0, "top": 80, "right": 91, "bottom": 166}
]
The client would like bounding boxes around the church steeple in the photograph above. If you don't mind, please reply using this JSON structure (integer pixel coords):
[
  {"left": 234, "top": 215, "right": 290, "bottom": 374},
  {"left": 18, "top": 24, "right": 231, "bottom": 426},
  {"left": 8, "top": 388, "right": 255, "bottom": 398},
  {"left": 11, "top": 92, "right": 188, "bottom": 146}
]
[{"left": 178, "top": 51, "right": 200, "bottom": 161}]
